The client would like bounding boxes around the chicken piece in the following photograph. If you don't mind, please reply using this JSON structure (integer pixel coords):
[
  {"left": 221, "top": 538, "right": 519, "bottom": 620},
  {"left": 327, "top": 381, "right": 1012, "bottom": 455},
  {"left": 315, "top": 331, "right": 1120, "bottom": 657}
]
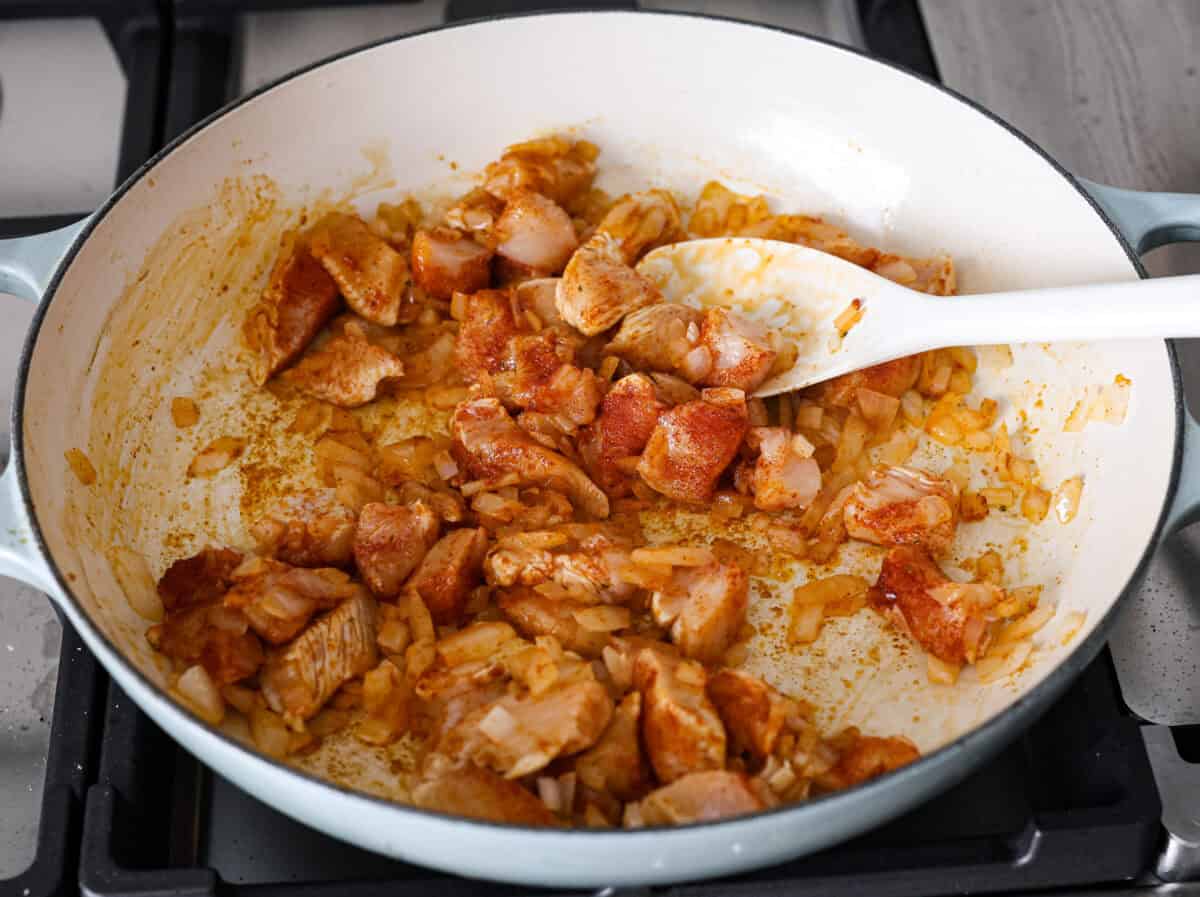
[
  {"left": 578, "top": 373, "right": 671, "bottom": 496},
  {"left": 454, "top": 289, "right": 520, "bottom": 382},
  {"left": 870, "top": 545, "right": 1001, "bottom": 665},
  {"left": 405, "top": 527, "right": 489, "bottom": 625},
  {"left": 251, "top": 490, "right": 356, "bottom": 568},
  {"left": 282, "top": 319, "right": 404, "bottom": 408},
  {"left": 410, "top": 227, "right": 492, "bottom": 300},
  {"left": 146, "top": 603, "right": 263, "bottom": 685},
  {"left": 156, "top": 547, "right": 243, "bottom": 612},
  {"left": 637, "top": 388, "right": 748, "bottom": 504},
  {"left": 745, "top": 427, "right": 821, "bottom": 512},
  {"left": 574, "top": 692, "right": 651, "bottom": 801},
  {"left": 650, "top": 561, "right": 748, "bottom": 664},
  {"left": 556, "top": 233, "right": 663, "bottom": 336},
  {"left": 504, "top": 331, "right": 604, "bottom": 426},
  {"left": 603, "top": 303, "right": 702, "bottom": 376},
  {"left": 482, "top": 136, "right": 597, "bottom": 207},
  {"left": 628, "top": 771, "right": 771, "bottom": 827},
  {"left": 352, "top": 501, "right": 441, "bottom": 598},
  {"left": 814, "top": 356, "right": 921, "bottom": 409},
  {"left": 443, "top": 680, "right": 613, "bottom": 779},
  {"left": 514, "top": 277, "right": 566, "bottom": 328},
  {"left": 817, "top": 730, "right": 920, "bottom": 791},
  {"left": 485, "top": 526, "right": 638, "bottom": 603},
  {"left": 698, "top": 308, "right": 777, "bottom": 392},
  {"left": 223, "top": 558, "right": 361, "bottom": 645},
  {"left": 243, "top": 232, "right": 341, "bottom": 385},
  {"left": 495, "top": 190, "right": 578, "bottom": 275},
  {"left": 451, "top": 398, "right": 609, "bottom": 518},
  {"left": 260, "top": 592, "right": 378, "bottom": 723},
  {"left": 844, "top": 465, "right": 959, "bottom": 555},
  {"left": 634, "top": 649, "right": 726, "bottom": 783},
  {"left": 498, "top": 587, "right": 610, "bottom": 658},
  {"left": 309, "top": 212, "right": 410, "bottom": 327},
  {"left": 707, "top": 669, "right": 792, "bottom": 761},
  {"left": 412, "top": 761, "right": 558, "bottom": 826},
  {"left": 596, "top": 189, "right": 685, "bottom": 264}
]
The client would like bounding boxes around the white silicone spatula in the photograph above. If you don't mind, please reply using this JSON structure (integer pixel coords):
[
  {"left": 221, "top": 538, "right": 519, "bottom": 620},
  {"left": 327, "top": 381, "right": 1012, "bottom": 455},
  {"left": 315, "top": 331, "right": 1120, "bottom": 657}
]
[{"left": 636, "top": 237, "right": 1200, "bottom": 398}]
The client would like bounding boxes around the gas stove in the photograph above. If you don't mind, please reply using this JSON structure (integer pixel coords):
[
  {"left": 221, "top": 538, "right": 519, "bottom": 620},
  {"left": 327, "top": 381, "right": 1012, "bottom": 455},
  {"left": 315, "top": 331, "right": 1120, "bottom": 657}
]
[{"left": 1, "top": 3, "right": 1198, "bottom": 896}]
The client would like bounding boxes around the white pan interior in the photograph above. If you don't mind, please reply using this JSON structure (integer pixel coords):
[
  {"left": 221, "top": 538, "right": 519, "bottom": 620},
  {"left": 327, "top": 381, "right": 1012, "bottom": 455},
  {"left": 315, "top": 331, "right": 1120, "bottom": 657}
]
[{"left": 20, "top": 13, "right": 1174, "bottom": 807}]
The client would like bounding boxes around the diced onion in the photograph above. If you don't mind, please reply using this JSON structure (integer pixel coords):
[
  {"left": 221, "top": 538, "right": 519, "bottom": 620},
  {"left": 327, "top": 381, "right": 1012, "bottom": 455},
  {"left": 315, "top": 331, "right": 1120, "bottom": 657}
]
[
  {"left": 926, "top": 656, "right": 961, "bottom": 685},
  {"left": 976, "top": 639, "right": 1033, "bottom": 684},
  {"left": 573, "top": 605, "right": 631, "bottom": 632},
  {"left": 177, "top": 665, "right": 224, "bottom": 725},
  {"left": 1054, "top": 476, "right": 1083, "bottom": 524},
  {"left": 630, "top": 545, "right": 714, "bottom": 567}
]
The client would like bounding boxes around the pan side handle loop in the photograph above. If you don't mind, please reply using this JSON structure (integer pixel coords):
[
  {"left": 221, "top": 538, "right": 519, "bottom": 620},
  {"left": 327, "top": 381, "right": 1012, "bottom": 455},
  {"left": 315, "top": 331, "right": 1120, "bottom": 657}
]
[
  {"left": 0, "top": 217, "right": 89, "bottom": 304},
  {"left": 1078, "top": 178, "right": 1200, "bottom": 535},
  {"left": 0, "top": 219, "right": 91, "bottom": 595}
]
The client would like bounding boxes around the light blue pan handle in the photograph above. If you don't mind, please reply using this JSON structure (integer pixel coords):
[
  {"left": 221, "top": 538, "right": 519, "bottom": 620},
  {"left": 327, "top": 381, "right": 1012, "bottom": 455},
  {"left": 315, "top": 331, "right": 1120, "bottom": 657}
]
[
  {"left": 1078, "top": 177, "right": 1200, "bottom": 534},
  {"left": 0, "top": 218, "right": 90, "bottom": 593}
]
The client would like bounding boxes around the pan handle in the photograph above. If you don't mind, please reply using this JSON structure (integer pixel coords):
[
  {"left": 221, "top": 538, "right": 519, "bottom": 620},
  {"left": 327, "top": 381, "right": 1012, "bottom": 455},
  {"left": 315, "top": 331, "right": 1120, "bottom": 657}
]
[
  {"left": 1078, "top": 178, "right": 1200, "bottom": 534},
  {"left": 0, "top": 217, "right": 90, "bottom": 304},
  {"left": 0, "top": 219, "right": 92, "bottom": 595}
]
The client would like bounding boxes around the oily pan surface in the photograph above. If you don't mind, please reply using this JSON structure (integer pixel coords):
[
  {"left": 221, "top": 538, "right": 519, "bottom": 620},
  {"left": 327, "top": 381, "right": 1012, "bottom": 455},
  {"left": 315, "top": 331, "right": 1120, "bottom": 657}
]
[{"left": 56, "top": 135, "right": 1135, "bottom": 810}]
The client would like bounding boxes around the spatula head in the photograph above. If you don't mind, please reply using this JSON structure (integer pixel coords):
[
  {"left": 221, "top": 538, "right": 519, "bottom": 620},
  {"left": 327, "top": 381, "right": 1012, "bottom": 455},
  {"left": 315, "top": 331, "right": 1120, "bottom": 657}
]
[{"left": 636, "top": 238, "right": 906, "bottom": 396}]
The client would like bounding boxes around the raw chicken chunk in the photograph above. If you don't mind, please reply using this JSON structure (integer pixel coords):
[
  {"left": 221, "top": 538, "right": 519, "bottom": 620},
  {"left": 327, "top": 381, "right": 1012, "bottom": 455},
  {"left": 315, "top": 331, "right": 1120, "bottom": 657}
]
[
  {"left": 628, "top": 770, "right": 771, "bottom": 827},
  {"left": 260, "top": 591, "right": 378, "bottom": 723},
  {"left": 817, "top": 730, "right": 920, "bottom": 791},
  {"left": 745, "top": 426, "right": 821, "bottom": 512},
  {"left": 494, "top": 190, "right": 578, "bottom": 275},
  {"left": 573, "top": 692, "right": 651, "bottom": 801},
  {"left": 412, "top": 762, "right": 558, "bottom": 826},
  {"left": 844, "top": 465, "right": 959, "bottom": 555},
  {"left": 352, "top": 501, "right": 441, "bottom": 598},
  {"left": 650, "top": 561, "right": 748, "bottom": 664},
  {"left": 451, "top": 398, "right": 609, "bottom": 518},
  {"left": 578, "top": 373, "right": 670, "bottom": 496},
  {"left": 309, "top": 212, "right": 410, "bottom": 326},
  {"left": 282, "top": 319, "right": 404, "bottom": 408},
  {"left": 223, "top": 558, "right": 361, "bottom": 645},
  {"left": 870, "top": 545, "right": 1001, "bottom": 665},
  {"left": 707, "top": 669, "right": 792, "bottom": 761},
  {"left": 252, "top": 489, "right": 356, "bottom": 568},
  {"left": 405, "top": 527, "right": 489, "bottom": 625},
  {"left": 498, "top": 588, "right": 610, "bottom": 658},
  {"left": 698, "top": 308, "right": 777, "bottom": 392},
  {"left": 243, "top": 232, "right": 341, "bottom": 385},
  {"left": 637, "top": 388, "right": 747, "bottom": 503},
  {"left": 634, "top": 648, "right": 726, "bottom": 783},
  {"left": 410, "top": 227, "right": 492, "bottom": 300},
  {"left": 556, "top": 233, "right": 662, "bottom": 336},
  {"left": 603, "top": 303, "right": 703, "bottom": 376}
]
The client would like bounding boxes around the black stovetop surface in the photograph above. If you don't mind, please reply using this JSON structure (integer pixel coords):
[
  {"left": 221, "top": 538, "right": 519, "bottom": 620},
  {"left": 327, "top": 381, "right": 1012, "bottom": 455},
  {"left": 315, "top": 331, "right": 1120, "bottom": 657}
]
[{"left": 0, "top": 2, "right": 1179, "bottom": 896}]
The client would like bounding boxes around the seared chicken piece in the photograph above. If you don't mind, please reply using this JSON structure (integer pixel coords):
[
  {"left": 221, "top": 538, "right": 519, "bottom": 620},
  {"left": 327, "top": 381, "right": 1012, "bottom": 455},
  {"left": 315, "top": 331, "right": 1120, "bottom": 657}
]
[
  {"left": 634, "top": 648, "right": 726, "bottom": 783},
  {"left": 495, "top": 190, "right": 578, "bottom": 275},
  {"left": 578, "top": 373, "right": 670, "bottom": 496},
  {"left": 405, "top": 527, "right": 489, "bottom": 625},
  {"left": 817, "top": 730, "right": 920, "bottom": 791},
  {"left": 815, "top": 356, "right": 921, "bottom": 409},
  {"left": 309, "top": 212, "right": 410, "bottom": 327},
  {"left": 243, "top": 232, "right": 341, "bottom": 385},
  {"left": 352, "top": 501, "right": 441, "bottom": 598},
  {"left": 498, "top": 587, "right": 610, "bottom": 658},
  {"left": 483, "top": 136, "right": 597, "bottom": 207},
  {"left": 252, "top": 490, "right": 356, "bottom": 568},
  {"left": 223, "top": 558, "right": 361, "bottom": 645},
  {"left": 442, "top": 680, "right": 613, "bottom": 779},
  {"left": 451, "top": 398, "right": 609, "bottom": 518},
  {"left": 844, "top": 465, "right": 959, "bottom": 555},
  {"left": 485, "top": 527, "right": 638, "bottom": 603},
  {"left": 746, "top": 427, "right": 821, "bottom": 512},
  {"left": 637, "top": 388, "right": 748, "bottom": 503},
  {"left": 282, "top": 319, "right": 404, "bottom": 408},
  {"left": 698, "top": 308, "right": 777, "bottom": 393},
  {"left": 556, "top": 233, "right": 663, "bottom": 336},
  {"left": 454, "top": 289, "right": 520, "bottom": 383},
  {"left": 650, "top": 561, "right": 748, "bottom": 664},
  {"left": 260, "top": 591, "right": 378, "bottom": 723},
  {"left": 603, "top": 303, "right": 703, "bottom": 376},
  {"left": 156, "top": 547, "right": 243, "bottom": 611},
  {"left": 870, "top": 545, "right": 1001, "bottom": 665},
  {"left": 146, "top": 603, "right": 263, "bottom": 685},
  {"left": 412, "top": 761, "right": 558, "bottom": 826},
  {"left": 707, "top": 669, "right": 792, "bottom": 761},
  {"left": 410, "top": 227, "right": 492, "bottom": 300},
  {"left": 628, "top": 770, "right": 772, "bottom": 827},
  {"left": 596, "top": 189, "right": 685, "bottom": 264},
  {"left": 573, "top": 692, "right": 651, "bottom": 801}
]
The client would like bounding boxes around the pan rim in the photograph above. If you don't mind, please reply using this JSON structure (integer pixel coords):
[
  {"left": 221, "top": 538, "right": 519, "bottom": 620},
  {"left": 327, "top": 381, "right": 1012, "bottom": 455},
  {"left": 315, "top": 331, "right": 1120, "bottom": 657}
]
[{"left": 9, "top": 7, "right": 1181, "bottom": 844}]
